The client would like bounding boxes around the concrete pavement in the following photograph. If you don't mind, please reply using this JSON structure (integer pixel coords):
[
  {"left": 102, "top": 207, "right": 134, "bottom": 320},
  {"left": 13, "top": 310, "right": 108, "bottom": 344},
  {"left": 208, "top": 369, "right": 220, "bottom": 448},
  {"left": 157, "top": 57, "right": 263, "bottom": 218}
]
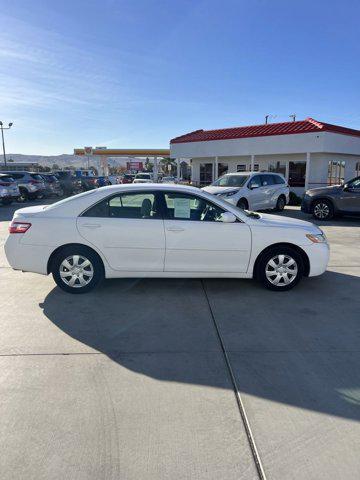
[{"left": 0, "top": 202, "right": 359, "bottom": 479}]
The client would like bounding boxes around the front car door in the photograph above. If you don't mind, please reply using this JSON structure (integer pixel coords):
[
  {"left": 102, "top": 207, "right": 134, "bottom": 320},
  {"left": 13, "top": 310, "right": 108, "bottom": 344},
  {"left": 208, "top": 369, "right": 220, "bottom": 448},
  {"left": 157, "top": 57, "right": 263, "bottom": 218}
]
[
  {"left": 340, "top": 177, "right": 360, "bottom": 212},
  {"left": 77, "top": 190, "right": 165, "bottom": 271},
  {"left": 246, "top": 174, "right": 264, "bottom": 210},
  {"left": 161, "top": 191, "right": 251, "bottom": 273},
  {"left": 260, "top": 174, "right": 277, "bottom": 208}
]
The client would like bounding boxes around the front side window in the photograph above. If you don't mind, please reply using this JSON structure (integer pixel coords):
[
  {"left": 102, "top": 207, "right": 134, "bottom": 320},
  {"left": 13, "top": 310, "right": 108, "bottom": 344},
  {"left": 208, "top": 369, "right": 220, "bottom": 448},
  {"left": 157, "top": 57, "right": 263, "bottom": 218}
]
[
  {"left": 347, "top": 177, "right": 360, "bottom": 189},
  {"left": 82, "top": 192, "right": 160, "bottom": 219},
  {"left": 261, "top": 174, "right": 275, "bottom": 186},
  {"left": 213, "top": 175, "right": 248, "bottom": 187},
  {"left": 274, "top": 175, "right": 286, "bottom": 184},
  {"left": 248, "top": 175, "right": 262, "bottom": 189},
  {"left": 164, "top": 192, "right": 225, "bottom": 222}
]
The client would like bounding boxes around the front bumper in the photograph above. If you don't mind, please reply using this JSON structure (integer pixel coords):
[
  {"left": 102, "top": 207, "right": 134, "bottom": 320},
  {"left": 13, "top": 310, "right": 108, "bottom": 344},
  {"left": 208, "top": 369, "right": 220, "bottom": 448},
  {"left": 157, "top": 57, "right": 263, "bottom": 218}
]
[
  {"left": 302, "top": 242, "right": 330, "bottom": 277},
  {"left": 301, "top": 195, "right": 312, "bottom": 213}
]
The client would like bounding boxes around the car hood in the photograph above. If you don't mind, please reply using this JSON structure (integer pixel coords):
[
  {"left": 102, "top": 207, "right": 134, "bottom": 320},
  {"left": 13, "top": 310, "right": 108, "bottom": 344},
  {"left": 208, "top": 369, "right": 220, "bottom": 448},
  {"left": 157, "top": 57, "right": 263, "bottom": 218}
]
[
  {"left": 202, "top": 186, "right": 240, "bottom": 195},
  {"left": 13, "top": 205, "right": 47, "bottom": 218},
  {"left": 247, "top": 212, "right": 321, "bottom": 233},
  {"left": 306, "top": 185, "right": 342, "bottom": 196}
]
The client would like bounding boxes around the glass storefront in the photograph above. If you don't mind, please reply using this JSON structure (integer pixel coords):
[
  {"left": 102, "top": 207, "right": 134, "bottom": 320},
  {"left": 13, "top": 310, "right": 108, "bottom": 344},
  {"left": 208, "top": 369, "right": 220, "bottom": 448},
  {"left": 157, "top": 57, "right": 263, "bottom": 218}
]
[
  {"left": 200, "top": 163, "right": 213, "bottom": 186},
  {"left": 289, "top": 162, "right": 306, "bottom": 187}
]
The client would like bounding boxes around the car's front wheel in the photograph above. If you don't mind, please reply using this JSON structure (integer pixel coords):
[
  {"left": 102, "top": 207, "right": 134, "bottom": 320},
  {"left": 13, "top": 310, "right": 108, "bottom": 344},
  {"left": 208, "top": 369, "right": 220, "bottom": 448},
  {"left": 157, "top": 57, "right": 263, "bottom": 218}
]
[
  {"left": 257, "top": 247, "right": 304, "bottom": 291},
  {"left": 52, "top": 246, "right": 104, "bottom": 294},
  {"left": 312, "top": 199, "right": 334, "bottom": 220}
]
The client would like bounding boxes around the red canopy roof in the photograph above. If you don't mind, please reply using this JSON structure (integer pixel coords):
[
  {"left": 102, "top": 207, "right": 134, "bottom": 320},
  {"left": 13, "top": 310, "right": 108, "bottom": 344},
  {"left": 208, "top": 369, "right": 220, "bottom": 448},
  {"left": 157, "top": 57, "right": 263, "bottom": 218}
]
[{"left": 170, "top": 118, "right": 360, "bottom": 144}]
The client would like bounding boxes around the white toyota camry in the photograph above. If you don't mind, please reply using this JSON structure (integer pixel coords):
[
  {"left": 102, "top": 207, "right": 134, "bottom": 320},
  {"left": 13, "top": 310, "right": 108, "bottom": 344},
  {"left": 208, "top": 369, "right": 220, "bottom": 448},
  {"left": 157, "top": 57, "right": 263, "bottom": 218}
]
[{"left": 5, "top": 184, "right": 329, "bottom": 294}]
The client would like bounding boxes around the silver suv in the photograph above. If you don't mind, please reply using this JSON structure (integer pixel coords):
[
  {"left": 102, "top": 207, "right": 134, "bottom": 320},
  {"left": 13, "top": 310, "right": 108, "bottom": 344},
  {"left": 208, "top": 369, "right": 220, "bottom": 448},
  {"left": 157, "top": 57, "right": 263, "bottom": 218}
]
[{"left": 3, "top": 171, "right": 46, "bottom": 202}]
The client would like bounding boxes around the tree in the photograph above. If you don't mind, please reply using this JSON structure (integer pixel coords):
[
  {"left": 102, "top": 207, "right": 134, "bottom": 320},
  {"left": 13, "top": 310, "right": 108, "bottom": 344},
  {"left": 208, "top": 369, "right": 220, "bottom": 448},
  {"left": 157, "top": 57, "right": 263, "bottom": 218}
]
[
  {"left": 144, "top": 157, "right": 153, "bottom": 172},
  {"left": 52, "top": 163, "right": 60, "bottom": 171}
]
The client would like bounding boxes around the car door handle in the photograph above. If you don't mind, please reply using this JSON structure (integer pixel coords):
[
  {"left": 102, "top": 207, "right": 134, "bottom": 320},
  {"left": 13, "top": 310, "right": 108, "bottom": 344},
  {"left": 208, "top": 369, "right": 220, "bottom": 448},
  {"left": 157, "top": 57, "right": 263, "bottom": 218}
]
[
  {"left": 82, "top": 223, "right": 101, "bottom": 229},
  {"left": 166, "top": 226, "right": 185, "bottom": 232}
]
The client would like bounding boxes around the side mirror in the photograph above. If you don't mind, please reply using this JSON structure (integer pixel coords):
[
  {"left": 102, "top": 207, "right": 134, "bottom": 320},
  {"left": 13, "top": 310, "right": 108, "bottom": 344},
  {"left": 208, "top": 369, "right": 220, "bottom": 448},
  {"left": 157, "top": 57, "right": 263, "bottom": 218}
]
[{"left": 220, "top": 212, "right": 237, "bottom": 223}]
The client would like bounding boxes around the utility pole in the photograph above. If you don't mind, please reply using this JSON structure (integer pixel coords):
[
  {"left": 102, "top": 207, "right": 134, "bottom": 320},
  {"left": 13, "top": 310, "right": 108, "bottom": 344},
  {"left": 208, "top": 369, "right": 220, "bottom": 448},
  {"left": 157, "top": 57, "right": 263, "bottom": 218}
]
[
  {"left": 265, "top": 115, "right": 269, "bottom": 124},
  {"left": 0, "top": 121, "right": 13, "bottom": 168}
]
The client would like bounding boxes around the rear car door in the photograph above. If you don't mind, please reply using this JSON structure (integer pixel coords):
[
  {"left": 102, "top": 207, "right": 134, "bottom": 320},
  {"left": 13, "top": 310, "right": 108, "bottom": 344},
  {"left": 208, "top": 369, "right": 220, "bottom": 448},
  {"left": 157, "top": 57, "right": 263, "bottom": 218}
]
[
  {"left": 77, "top": 190, "right": 165, "bottom": 271},
  {"left": 161, "top": 191, "right": 251, "bottom": 273}
]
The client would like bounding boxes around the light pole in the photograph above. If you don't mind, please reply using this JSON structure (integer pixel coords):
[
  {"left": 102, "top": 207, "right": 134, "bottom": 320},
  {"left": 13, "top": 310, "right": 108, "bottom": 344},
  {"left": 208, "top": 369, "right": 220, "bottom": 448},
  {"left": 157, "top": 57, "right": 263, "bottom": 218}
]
[{"left": 0, "top": 121, "right": 13, "bottom": 168}]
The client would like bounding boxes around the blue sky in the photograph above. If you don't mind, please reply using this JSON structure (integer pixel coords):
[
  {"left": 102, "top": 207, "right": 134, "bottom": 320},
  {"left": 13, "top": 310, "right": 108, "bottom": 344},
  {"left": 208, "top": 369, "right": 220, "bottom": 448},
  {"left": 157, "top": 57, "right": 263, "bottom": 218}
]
[{"left": 1, "top": 0, "right": 360, "bottom": 155}]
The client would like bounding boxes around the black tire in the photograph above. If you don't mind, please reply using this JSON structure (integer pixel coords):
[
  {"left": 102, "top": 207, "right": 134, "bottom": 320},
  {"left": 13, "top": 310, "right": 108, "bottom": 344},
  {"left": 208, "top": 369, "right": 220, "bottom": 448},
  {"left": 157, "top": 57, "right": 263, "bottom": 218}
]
[
  {"left": 312, "top": 199, "right": 334, "bottom": 220},
  {"left": 274, "top": 195, "right": 286, "bottom": 212},
  {"left": 237, "top": 198, "right": 248, "bottom": 210},
  {"left": 256, "top": 246, "right": 304, "bottom": 291},
  {"left": 52, "top": 246, "right": 104, "bottom": 294},
  {"left": 1, "top": 198, "right": 12, "bottom": 205},
  {"left": 18, "top": 188, "right": 29, "bottom": 202}
]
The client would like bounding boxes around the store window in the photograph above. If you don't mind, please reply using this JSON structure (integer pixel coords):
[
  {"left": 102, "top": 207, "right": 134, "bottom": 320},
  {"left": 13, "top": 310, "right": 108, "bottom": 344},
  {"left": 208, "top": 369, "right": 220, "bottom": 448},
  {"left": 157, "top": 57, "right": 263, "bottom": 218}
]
[
  {"left": 200, "top": 163, "right": 213, "bottom": 186},
  {"left": 218, "top": 163, "right": 228, "bottom": 177},
  {"left": 237, "top": 164, "right": 246, "bottom": 172},
  {"left": 269, "top": 161, "right": 286, "bottom": 176},
  {"left": 288, "top": 162, "right": 306, "bottom": 187},
  {"left": 236, "top": 164, "right": 259, "bottom": 172},
  {"left": 328, "top": 161, "right": 345, "bottom": 185}
]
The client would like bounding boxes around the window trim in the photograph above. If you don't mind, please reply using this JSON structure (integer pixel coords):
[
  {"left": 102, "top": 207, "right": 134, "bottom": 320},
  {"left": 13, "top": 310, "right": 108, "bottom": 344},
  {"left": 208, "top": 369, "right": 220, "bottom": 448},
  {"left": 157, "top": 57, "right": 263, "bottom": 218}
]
[
  {"left": 80, "top": 190, "right": 163, "bottom": 219},
  {"left": 160, "top": 190, "right": 232, "bottom": 223}
]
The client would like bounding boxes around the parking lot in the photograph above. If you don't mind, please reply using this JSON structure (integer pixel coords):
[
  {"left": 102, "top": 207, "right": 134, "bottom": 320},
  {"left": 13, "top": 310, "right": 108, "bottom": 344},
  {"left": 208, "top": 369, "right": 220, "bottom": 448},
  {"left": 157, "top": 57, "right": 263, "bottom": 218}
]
[{"left": 1, "top": 201, "right": 359, "bottom": 480}]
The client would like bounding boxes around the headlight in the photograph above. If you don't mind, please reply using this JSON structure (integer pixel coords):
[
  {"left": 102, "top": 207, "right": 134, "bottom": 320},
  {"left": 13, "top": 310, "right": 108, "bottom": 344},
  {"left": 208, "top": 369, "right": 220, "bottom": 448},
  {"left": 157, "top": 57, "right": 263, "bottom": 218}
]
[
  {"left": 306, "top": 233, "right": 327, "bottom": 243},
  {"left": 222, "top": 190, "right": 238, "bottom": 197}
]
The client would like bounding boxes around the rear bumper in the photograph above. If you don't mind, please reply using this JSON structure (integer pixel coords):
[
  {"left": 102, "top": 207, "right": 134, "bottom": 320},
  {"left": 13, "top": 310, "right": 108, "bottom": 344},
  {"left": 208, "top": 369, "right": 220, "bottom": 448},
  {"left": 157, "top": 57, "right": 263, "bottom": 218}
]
[
  {"left": 302, "top": 242, "right": 330, "bottom": 277},
  {"left": 4, "top": 236, "right": 51, "bottom": 275}
]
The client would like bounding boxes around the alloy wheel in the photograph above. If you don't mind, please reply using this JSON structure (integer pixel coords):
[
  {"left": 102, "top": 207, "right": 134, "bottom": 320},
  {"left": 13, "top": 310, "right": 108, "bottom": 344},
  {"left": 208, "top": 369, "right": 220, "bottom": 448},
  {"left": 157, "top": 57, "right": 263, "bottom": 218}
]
[
  {"left": 265, "top": 254, "right": 298, "bottom": 286},
  {"left": 313, "top": 202, "right": 330, "bottom": 219},
  {"left": 59, "top": 255, "right": 94, "bottom": 288}
]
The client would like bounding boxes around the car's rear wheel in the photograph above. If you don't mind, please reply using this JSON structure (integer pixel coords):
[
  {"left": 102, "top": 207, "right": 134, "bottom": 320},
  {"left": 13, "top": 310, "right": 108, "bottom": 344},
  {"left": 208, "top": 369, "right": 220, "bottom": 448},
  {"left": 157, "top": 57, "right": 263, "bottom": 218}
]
[
  {"left": 52, "top": 246, "right": 104, "bottom": 294},
  {"left": 257, "top": 247, "right": 304, "bottom": 291},
  {"left": 274, "top": 195, "right": 286, "bottom": 212},
  {"left": 312, "top": 199, "right": 334, "bottom": 220}
]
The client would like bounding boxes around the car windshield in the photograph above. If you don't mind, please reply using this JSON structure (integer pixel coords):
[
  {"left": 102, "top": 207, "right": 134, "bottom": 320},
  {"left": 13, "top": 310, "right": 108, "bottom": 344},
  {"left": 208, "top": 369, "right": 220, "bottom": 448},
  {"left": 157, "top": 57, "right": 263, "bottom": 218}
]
[
  {"left": 212, "top": 175, "right": 249, "bottom": 187},
  {"left": 44, "top": 189, "right": 98, "bottom": 210},
  {"left": 136, "top": 174, "right": 151, "bottom": 179},
  {"left": 0, "top": 175, "right": 15, "bottom": 182}
]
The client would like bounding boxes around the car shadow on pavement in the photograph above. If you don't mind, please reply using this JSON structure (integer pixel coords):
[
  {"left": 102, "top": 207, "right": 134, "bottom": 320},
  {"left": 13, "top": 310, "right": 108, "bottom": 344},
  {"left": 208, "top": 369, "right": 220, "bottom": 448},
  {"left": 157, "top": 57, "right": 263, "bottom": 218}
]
[{"left": 40, "top": 270, "right": 360, "bottom": 422}]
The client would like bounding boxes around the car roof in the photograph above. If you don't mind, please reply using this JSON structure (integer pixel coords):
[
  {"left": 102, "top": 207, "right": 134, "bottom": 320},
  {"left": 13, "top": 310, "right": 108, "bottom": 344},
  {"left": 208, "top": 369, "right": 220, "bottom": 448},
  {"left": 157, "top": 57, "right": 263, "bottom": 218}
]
[{"left": 223, "top": 171, "right": 281, "bottom": 176}]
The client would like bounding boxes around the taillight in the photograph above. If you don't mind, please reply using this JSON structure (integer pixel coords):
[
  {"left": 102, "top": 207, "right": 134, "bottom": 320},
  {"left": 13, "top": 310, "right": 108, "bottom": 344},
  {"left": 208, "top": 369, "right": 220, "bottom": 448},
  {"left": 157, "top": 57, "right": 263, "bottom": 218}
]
[{"left": 9, "top": 221, "right": 32, "bottom": 234}]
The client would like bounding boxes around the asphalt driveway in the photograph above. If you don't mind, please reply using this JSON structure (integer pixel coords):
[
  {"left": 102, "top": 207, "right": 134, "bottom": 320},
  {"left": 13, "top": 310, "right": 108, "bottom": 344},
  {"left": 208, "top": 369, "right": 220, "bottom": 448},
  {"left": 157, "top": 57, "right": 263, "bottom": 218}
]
[{"left": 0, "top": 202, "right": 359, "bottom": 479}]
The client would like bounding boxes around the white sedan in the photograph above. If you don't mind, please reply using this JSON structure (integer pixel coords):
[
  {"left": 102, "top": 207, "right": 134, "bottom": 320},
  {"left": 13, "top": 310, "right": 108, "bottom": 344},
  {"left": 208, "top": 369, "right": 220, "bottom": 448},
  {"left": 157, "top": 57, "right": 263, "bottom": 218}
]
[{"left": 5, "top": 184, "right": 329, "bottom": 294}]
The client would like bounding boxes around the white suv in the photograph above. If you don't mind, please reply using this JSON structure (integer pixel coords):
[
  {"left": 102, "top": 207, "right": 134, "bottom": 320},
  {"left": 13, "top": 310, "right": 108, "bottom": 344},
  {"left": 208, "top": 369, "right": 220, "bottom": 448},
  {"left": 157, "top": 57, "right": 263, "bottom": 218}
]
[
  {"left": 202, "top": 172, "right": 289, "bottom": 211},
  {"left": 133, "top": 172, "right": 154, "bottom": 183}
]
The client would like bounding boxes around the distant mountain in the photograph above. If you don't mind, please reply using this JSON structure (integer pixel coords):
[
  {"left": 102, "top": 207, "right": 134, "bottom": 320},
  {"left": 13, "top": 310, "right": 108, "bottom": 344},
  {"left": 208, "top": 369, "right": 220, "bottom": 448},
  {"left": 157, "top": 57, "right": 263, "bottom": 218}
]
[{"left": 6, "top": 154, "right": 140, "bottom": 169}]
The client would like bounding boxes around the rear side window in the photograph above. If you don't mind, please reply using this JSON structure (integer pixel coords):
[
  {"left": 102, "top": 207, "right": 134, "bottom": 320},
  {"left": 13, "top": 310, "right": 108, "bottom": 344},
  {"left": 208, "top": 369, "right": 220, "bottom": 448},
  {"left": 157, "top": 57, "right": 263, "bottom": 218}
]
[
  {"left": 274, "top": 175, "right": 286, "bottom": 185},
  {"left": 30, "top": 174, "right": 43, "bottom": 180},
  {"left": 82, "top": 192, "right": 160, "bottom": 219},
  {"left": 7, "top": 173, "right": 23, "bottom": 179},
  {"left": 261, "top": 175, "right": 275, "bottom": 186}
]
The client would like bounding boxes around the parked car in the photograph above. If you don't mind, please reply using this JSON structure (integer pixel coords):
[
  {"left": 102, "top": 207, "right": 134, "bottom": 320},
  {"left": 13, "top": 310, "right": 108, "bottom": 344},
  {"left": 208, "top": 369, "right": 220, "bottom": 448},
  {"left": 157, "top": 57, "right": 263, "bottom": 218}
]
[
  {"left": 0, "top": 174, "right": 20, "bottom": 205},
  {"left": 54, "top": 171, "right": 82, "bottom": 196},
  {"left": 162, "top": 176, "right": 177, "bottom": 184},
  {"left": 133, "top": 172, "right": 154, "bottom": 183},
  {"left": 2, "top": 171, "right": 46, "bottom": 201},
  {"left": 301, "top": 176, "right": 360, "bottom": 220},
  {"left": 5, "top": 184, "right": 329, "bottom": 294},
  {"left": 202, "top": 172, "right": 289, "bottom": 211},
  {"left": 121, "top": 173, "right": 135, "bottom": 184},
  {"left": 40, "top": 174, "right": 64, "bottom": 197}
]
